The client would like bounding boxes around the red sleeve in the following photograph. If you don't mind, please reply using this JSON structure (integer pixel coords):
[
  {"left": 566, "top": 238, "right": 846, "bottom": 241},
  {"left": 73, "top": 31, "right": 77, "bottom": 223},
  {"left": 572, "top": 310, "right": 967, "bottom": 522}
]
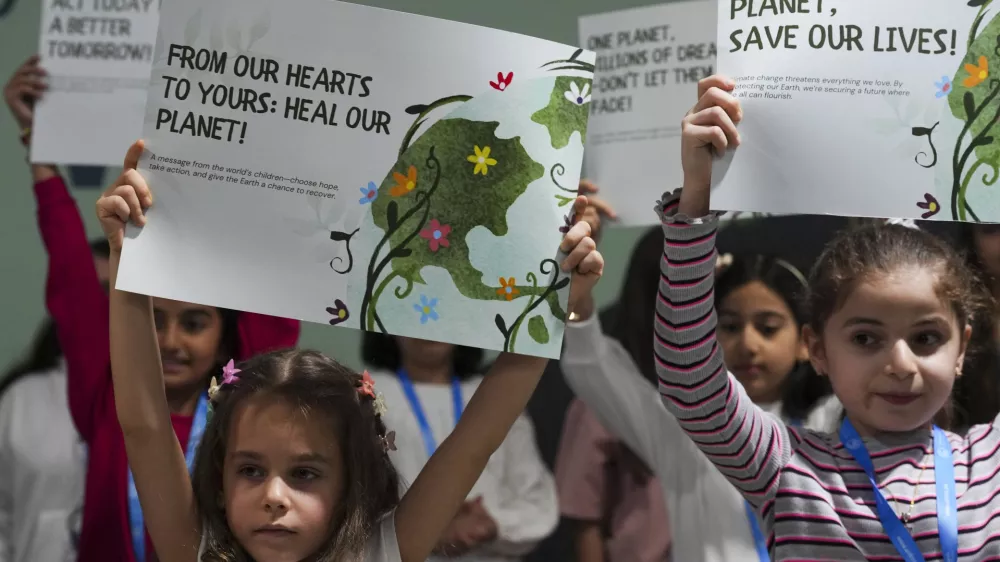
[
  {"left": 555, "top": 399, "right": 613, "bottom": 521},
  {"left": 234, "top": 312, "right": 300, "bottom": 360},
  {"left": 34, "top": 176, "right": 111, "bottom": 442}
]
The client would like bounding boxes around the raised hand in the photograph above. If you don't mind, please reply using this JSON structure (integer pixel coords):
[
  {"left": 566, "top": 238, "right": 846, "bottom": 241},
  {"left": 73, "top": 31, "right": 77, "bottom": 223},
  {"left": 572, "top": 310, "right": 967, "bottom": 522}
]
[
  {"left": 561, "top": 196, "right": 604, "bottom": 314},
  {"left": 96, "top": 140, "right": 153, "bottom": 252},
  {"left": 576, "top": 179, "right": 617, "bottom": 241},
  {"left": 679, "top": 74, "right": 742, "bottom": 217},
  {"left": 4, "top": 55, "right": 47, "bottom": 131}
]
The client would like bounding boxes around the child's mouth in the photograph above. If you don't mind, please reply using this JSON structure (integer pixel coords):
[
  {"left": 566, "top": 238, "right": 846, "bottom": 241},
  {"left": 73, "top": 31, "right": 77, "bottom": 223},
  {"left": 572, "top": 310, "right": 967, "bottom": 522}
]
[{"left": 876, "top": 393, "right": 920, "bottom": 406}]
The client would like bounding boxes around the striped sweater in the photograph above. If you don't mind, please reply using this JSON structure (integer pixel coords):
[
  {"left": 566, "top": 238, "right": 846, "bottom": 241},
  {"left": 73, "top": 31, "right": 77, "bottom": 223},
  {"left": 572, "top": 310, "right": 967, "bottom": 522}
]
[{"left": 654, "top": 190, "right": 1000, "bottom": 561}]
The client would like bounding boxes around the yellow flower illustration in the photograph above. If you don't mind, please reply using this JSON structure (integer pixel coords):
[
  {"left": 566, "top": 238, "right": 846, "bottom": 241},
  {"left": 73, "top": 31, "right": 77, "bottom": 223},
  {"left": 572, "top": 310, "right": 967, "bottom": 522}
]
[
  {"left": 964, "top": 55, "right": 989, "bottom": 88},
  {"left": 467, "top": 145, "right": 497, "bottom": 176}
]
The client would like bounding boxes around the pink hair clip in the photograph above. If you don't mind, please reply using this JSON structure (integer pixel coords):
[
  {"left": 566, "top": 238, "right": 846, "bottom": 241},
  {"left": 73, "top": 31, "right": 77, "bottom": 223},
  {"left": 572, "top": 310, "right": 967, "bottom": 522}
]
[
  {"left": 209, "top": 359, "right": 242, "bottom": 401},
  {"left": 358, "top": 370, "right": 376, "bottom": 399}
]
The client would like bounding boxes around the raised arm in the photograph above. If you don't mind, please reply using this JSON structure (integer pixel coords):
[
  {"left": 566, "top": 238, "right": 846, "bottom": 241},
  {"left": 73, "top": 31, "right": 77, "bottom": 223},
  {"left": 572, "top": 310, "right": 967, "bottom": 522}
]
[
  {"left": 4, "top": 54, "right": 112, "bottom": 442},
  {"left": 100, "top": 141, "right": 201, "bottom": 562},
  {"left": 653, "top": 75, "right": 790, "bottom": 508},
  {"left": 393, "top": 198, "right": 603, "bottom": 562}
]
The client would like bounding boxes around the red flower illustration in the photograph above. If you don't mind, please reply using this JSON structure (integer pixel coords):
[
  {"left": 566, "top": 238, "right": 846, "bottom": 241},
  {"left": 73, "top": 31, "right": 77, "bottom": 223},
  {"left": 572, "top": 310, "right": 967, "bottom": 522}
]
[
  {"left": 419, "top": 219, "right": 452, "bottom": 252},
  {"left": 490, "top": 71, "right": 514, "bottom": 91}
]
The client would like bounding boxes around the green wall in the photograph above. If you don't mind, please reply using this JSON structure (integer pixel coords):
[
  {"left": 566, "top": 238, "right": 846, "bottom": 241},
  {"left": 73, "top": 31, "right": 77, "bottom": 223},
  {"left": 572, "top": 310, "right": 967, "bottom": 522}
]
[{"left": 0, "top": 0, "right": 664, "bottom": 373}]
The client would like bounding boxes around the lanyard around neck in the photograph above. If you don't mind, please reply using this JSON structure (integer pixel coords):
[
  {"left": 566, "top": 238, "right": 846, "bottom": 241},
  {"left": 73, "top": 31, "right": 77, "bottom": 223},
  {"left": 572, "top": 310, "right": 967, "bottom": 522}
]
[
  {"left": 396, "top": 369, "right": 463, "bottom": 459},
  {"left": 127, "top": 393, "right": 209, "bottom": 562},
  {"left": 839, "top": 419, "right": 957, "bottom": 562}
]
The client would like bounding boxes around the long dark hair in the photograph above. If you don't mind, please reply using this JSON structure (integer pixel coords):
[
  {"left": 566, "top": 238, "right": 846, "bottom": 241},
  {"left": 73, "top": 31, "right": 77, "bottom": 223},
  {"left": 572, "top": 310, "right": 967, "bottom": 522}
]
[
  {"left": 949, "top": 224, "right": 1000, "bottom": 429},
  {"left": 716, "top": 253, "right": 833, "bottom": 422},
  {"left": 0, "top": 239, "right": 111, "bottom": 397},
  {"left": 195, "top": 349, "right": 400, "bottom": 562},
  {"left": 604, "top": 227, "right": 661, "bottom": 385},
  {"left": 361, "top": 332, "right": 483, "bottom": 379}
]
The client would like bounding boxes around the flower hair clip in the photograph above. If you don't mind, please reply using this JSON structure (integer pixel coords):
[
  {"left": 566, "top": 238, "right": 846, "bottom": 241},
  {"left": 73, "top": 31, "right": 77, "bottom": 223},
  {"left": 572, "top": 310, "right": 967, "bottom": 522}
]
[
  {"left": 208, "top": 359, "right": 241, "bottom": 401},
  {"left": 357, "top": 370, "right": 389, "bottom": 417}
]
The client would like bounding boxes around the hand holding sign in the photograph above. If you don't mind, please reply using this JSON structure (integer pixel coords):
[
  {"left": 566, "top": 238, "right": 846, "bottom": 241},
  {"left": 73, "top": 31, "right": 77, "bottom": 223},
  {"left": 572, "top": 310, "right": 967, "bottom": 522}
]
[
  {"left": 680, "top": 74, "right": 742, "bottom": 217},
  {"left": 4, "top": 55, "right": 47, "bottom": 131},
  {"left": 97, "top": 140, "right": 153, "bottom": 252}
]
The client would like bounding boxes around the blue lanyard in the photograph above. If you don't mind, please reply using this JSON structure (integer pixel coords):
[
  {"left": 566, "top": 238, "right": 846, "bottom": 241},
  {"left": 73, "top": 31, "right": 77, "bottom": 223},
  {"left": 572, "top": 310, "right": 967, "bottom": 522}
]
[
  {"left": 744, "top": 417, "right": 801, "bottom": 561},
  {"left": 127, "top": 393, "right": 209, "bottom": 562},
  {"left": 396, "top": 370, "right": 463, "bottom": 458},
  {"left": 839, "top": 419, "right": 957, "bottom": 562}
]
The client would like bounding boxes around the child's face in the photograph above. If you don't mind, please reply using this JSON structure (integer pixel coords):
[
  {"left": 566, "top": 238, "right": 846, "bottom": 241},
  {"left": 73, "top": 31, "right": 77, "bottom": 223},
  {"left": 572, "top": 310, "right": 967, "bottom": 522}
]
[
  {"left": 223, "top": 396, "right": 345, "bottom": 562},
  {"left": 806, "top": 267, "right": 971, "bottom": 435},
  {"left": 718, "top": 281, "right": 806, "bottom": 404},
  {"left": 152, "top": 298, "right": 224, "bottom": 392}
]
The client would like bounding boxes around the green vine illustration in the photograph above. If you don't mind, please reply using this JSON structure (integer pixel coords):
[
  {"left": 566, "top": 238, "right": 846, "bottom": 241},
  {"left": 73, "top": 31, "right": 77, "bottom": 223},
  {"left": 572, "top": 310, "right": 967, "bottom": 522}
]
[
  {"left": 494, "top": 259, "right": 569, "bottom": 352},
  {"left": 949, "top": 0, "right": 1000, "bottom": 221},
  {"left": 354, "top": 50, "right": 592, "bottom": 348}
]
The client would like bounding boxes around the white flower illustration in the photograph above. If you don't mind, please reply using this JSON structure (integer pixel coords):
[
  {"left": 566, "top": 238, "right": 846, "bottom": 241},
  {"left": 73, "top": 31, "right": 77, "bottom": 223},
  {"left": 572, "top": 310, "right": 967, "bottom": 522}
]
[{"left": 564, "top": 82, "right": 591, "bottom": 106}]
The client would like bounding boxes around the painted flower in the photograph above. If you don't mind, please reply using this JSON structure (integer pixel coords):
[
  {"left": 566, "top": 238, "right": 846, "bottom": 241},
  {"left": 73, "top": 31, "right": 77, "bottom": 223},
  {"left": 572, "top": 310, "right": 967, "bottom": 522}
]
[
  {"left": 419, "top": 219, "right": 451, "bottom": 252},
  {"left": 496, "top": 277, "right": 520, "bottom": 301},
  {"left": 490, "top": 71, "right": 514, "bottom": 91},
  {"left": 935, "top": 76, "right": 952, "bottom": 99},
  {"left": 559, "top": 214, "right": 572, "bottom": 234},
  {"left": 359, "top": 181, "right": 378, "bottom": 204},
  {"left": 413, "top": 294, "right": 439, "bottom": 324},
  {"left": 326, "top": 299, "right": 350, "bottom": 326},
  {"left": 467, "top": 145, "right": 498, "bottom": 176},
  {"left": 390, "top": 166, "right": 418, "bottom": 197},
  {"left": 964, "top": 55, "right": 989, "bottom": 88},
  {"left": 916, "top": 193, "right": 940, "bottom": 219},
  {"left": 564, "top": 81, "right": 591, "bottom": 106}
]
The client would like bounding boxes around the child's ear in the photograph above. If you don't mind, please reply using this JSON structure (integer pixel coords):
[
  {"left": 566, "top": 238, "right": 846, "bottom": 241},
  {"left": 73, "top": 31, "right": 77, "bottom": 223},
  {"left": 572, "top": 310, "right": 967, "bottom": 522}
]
[
  {"left": 956, "top": 323, "right": 973, "bottom": 377},
  {"left": 802, "top": 324, "right": 827, "bottom": 376}
]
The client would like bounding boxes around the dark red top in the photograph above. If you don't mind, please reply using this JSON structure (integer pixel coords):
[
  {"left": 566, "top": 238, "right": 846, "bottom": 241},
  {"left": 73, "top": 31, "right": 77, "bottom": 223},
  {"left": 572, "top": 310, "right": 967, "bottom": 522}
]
[{"left": 34, "top": 176, "right": 301, "bottom": 562}]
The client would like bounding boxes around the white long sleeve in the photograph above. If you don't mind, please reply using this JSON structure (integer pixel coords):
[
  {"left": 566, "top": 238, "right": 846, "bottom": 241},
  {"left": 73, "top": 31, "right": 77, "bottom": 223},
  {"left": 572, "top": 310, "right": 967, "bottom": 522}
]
[{"left": 561, "top": 316, "right": 757, "bottom": 562}]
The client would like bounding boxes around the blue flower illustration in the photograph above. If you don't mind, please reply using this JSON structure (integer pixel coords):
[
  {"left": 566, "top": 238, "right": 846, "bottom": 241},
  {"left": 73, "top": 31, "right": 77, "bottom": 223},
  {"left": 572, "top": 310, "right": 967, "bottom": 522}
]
[
  {"left": 359, "top": 181, "right": 378, "bottom": 204},
  {"left": 413, "top": 294, "right": 439, "bottom": 324},
  {"left": 935, "top": 76, "right": 952, "bottom": 99}
]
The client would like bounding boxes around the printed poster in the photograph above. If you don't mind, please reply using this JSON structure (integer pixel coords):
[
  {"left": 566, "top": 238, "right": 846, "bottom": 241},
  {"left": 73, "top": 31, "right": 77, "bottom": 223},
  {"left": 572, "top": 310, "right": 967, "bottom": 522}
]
[
  {"left": 713, "top": 0, "right": 1000, "bottom": 223},
  {"left": 114, "top": 0, "right": 595, "bottom": 359},
  {"left": 31, "top": 0, "right": 158, "bottom": 166},
  {"left": 580, "top": 1, "right": 718, "bottom": 225}
]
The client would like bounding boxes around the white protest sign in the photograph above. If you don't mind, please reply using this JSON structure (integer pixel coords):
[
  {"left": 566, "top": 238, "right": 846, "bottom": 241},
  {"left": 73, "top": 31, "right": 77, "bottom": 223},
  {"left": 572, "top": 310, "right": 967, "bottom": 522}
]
[
  {"left": 580, "top": 1, "right": 717, "bottom": 225},
  {"left": 31, "top": 0, "right": 158, "bottom": 166},
  {"left": 115, "top": 0, "right": 595, "bottom": 359},
  {"left": 712, "top": 0, "right": 1000, "bottom": 223}
]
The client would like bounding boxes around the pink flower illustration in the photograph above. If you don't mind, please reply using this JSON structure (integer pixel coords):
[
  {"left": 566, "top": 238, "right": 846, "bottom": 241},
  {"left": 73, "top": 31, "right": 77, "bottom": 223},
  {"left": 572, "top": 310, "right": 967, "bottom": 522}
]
[{"left": 419, "top": 219, "right": 451, "bottom": 252}]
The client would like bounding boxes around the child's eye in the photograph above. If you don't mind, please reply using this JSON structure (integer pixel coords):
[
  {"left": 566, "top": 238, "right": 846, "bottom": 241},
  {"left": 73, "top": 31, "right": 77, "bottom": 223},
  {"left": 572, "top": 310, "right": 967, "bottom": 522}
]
[
  {"left": 757, "top": 324, "right": 781, "bottom": 338},
  {"left": 911, "top": 331, "right": 943, "bottom": 349},
  {"left": 291, "top": 468, "right": 320, "bottom": 481},
  {"left": 238, "top": 465, "right": 265, "bottom": 479},
  {"left": 851, "top": 332, "right": 879, "bottom": 348},
  {"left": 718, "top": 322, "right": 741, "bottom": 334}
]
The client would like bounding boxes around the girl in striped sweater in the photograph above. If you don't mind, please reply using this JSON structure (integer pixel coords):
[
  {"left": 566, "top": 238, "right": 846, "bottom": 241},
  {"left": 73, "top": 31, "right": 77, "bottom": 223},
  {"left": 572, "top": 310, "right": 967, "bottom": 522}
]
[{"left": 657, "top": 73, "right": 998, "bottom": 560}]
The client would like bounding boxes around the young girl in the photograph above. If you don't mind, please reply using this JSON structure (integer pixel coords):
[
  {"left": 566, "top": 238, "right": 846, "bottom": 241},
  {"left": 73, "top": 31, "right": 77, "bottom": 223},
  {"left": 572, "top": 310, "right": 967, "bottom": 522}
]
[
  {"left": 362, "top": 334, "right": 558, "bottom": 560},
  {"left": 6, "top": 55, "right": 301, "bottom": 562},
  {"left": 559, "top": 224, "right": 838, "bottom": 561},
  {"left": 97, "top": 140, "right": 603, "bottom": 562},
  {"left": 657, "top": 73, "right": 997, "bottom": 559}
]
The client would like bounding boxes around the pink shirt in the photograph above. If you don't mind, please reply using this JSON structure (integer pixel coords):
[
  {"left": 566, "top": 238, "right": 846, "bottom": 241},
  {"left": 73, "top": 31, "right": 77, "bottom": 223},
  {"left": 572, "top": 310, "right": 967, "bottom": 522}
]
[{"left": 556, "top": 399, "right": 671, "bottom": 562}]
